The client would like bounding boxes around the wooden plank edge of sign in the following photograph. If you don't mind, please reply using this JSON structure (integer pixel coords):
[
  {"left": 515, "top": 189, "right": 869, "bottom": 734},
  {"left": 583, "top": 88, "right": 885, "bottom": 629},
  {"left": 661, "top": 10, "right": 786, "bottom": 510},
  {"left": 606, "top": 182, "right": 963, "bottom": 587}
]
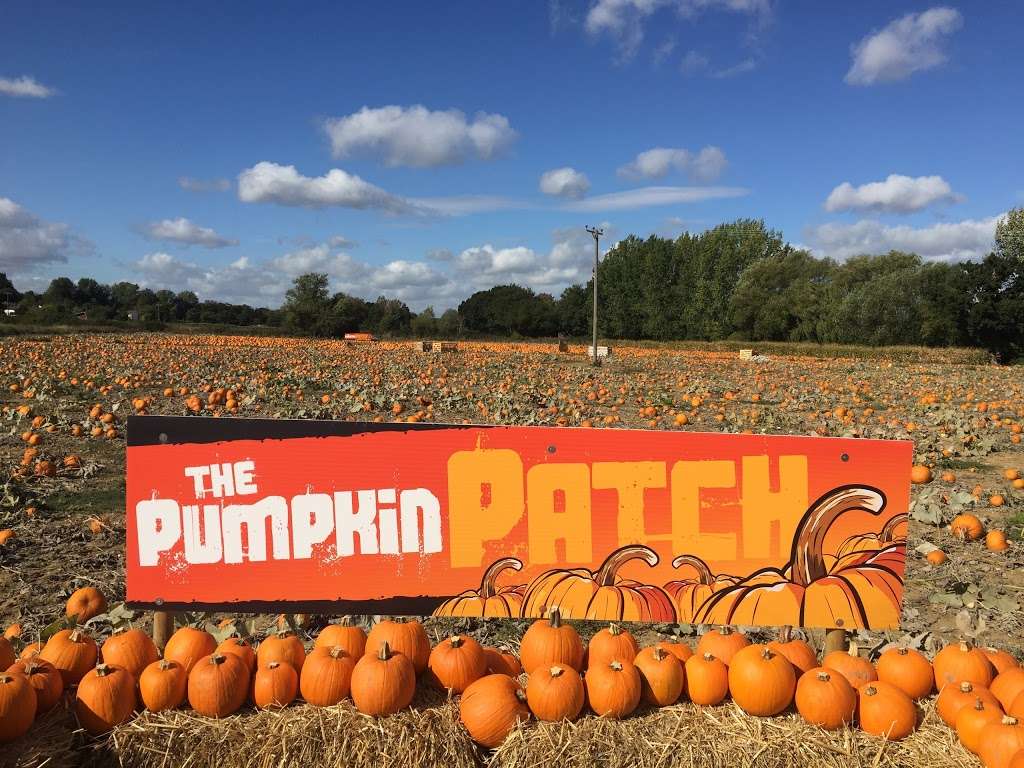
[{"left": 128, "top": 597, "right": 449, "bottom": 616}]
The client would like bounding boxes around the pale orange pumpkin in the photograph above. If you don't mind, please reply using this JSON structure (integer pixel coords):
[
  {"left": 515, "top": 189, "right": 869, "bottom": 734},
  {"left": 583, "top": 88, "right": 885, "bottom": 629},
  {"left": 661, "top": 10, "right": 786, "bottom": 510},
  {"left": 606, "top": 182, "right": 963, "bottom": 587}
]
[
  {"left": 663, "top": 555, "right": 737, "bottom": 623},
  {"left": 522, "top": 545, "right": 676, "bottom": 622},
  {"left": 433, "top": 557, "right": 525, "bottom": 618}
]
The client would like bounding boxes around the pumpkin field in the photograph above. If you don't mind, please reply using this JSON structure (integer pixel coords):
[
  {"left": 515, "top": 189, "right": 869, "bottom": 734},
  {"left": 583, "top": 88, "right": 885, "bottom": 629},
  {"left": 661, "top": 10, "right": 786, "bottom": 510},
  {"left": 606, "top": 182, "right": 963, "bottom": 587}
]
[{"left": 1, "top": 333, "right": 1023, "bottom": 768}]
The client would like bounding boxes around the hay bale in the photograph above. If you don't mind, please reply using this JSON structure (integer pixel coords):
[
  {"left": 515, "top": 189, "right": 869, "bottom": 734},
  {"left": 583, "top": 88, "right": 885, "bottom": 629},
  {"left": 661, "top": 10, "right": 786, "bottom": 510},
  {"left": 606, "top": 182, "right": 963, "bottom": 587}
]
[
  {"left": 106, "top": 689, "right": 480, "bottom": 768},
  {"left": 491, "top": 699, "right": 974, "bottom": 768}
]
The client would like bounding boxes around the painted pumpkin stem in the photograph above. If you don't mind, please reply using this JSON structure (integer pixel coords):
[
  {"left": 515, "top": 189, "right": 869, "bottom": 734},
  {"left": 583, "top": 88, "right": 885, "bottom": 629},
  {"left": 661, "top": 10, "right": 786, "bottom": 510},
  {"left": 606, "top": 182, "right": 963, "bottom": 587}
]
[
  {"left": 478, "top": 557, "right": 524, "bottom": 599},
  {"left": 789, "top": 486, "right": 886, "bottom": 587},
  {"left": 595, "top": 545, "right": 659, "bottom": 586},
  {"left": 880, "top": 513, "right": 908, "bottom": 543},
  {"left": 670, "top": 554, "right": 714, "bottom": 585}
]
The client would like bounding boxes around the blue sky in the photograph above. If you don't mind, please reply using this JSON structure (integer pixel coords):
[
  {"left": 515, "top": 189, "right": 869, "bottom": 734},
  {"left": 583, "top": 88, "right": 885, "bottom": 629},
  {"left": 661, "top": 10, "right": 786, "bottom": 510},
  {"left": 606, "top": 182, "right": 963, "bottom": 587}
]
[{"left": 2, "top": 1, "right": 1021, "bottom": 310}]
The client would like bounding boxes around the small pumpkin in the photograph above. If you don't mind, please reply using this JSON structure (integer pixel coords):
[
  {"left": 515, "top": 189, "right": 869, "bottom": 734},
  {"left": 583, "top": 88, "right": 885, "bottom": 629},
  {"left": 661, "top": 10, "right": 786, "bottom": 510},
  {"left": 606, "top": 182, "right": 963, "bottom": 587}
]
[
  {"left": 65, "top": 586, "right": 107, "bottom": 623},
  {"left": 522, "top": 545, "right": 676, "bottom": 622},
  {"left": 428, "top": 635, "right": 487, "bottom": 693},
  {"left": 992, "top": 668, "right": 1024, "bottom": 711},
  {"left": 857, "top": 681, "right": 917, "bottom": 740},
  {"left": 937, "top": 680, "right": 1000, "bottom": 726},
  {"left": 6, "top": 658, "right": 62, "bottom": 715},
  {"left": 584, "top": 660, "right": 641, "bottom": 719},
  {"left": 876, "top": 647, "right": 933, "bottom": 700},
  {"left": 254, "top": 661, "right": 298, "bottom": 709},
  {"left": 956, "top": 697, "right": 1006, "bottom": 755},
  {"left": 767, "top": 638, "right": 817, "bottom": 675},
  {"left": 978, "top": 716, "right": 1024, "bottom": 768},
  {"left": 216, "top": 637, "right": 257, "bottom": 674},
  {"left": 950, "top": 513, "right": 984, "bottom": 541},
  {"left": 0, "top": 638, "right": 14, "bottom": 671},
  {"left": 728, "top": 644, "right": 796, "bottom": 717},
  {"left": 0, "top": 672, "right": 35, "bottom": 744},
  {"left": 795, "top": 668, "right": 855, "bottom": 730},
  {"left": 526, "top": 663, "right": 585, "bottom": 721},
  {"left": 365, "top": 619, "right": 430, "bottom": 675},
  {"left": 664, "top": 555, "right": 737, "bottom": 623},
  {"left": 257, "top": 630, "right": 306, "bottom": 674},
  {"left": 163, "top": 626, "right": 216, "bottom": 675},
  {"left": 101, "top": 628, "right": 159, "bottom": 679},
  {"left": 460, "top": 674, "right": 530, "bottom": 748},
  {"left": 351, "top": 641, "right": 416, "bottom": 716},
  {"left": 655, "top": 640, "right": 693, "bottom": 665},
  {"left": 823, "top": 646, "right": 876, "bottom": 688},
  {"left": 483, "top": 647, "right": 522, "bottom": 677},
  {"left": 519, "top": 607, "right": 584, "bottom": 674},
  {"left": 984, "top": 648, "right": 1020, "bottom": 676},
  {"left": 75, "top": 663, "right": 136, "bottom": 735},
  {"left": 934, "top": 641, "right": 995, "bottom": 690},
  {"left": 684, "top": 652, "right": 729, "bottom": 705},
  {"left": 314, "top": 618, "right": 367, "bottom": 658},
  {"left": 634, "top": 646, "right": 684, "bottom": 707},
  {"left": 300, "top": 646, "right": 355, "bottom": 706},
  {"left": 433, "top": 557, "right": 525, "bottom": 618},
  {"left": 139, "top": 659, "right": 187, "bottom": 712},
  {"left": 587, "top": 624, "right": 639, "bottom": 668},
  {"left": 187, "top": 653, "right": 250, "bottom": 718},
  {"left": 39, "top": 628, "right": 98, "bottom": 686},
  {"left": 696, "top": 627, "right": 750, "bottom": 666}
]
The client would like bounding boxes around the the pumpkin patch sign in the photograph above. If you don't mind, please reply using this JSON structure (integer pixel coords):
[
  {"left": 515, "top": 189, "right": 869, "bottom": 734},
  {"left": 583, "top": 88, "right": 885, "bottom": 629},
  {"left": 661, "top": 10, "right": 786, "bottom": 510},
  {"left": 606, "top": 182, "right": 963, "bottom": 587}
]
[{"left": 126, "top": 416, "right": 911, "bottom": 629}]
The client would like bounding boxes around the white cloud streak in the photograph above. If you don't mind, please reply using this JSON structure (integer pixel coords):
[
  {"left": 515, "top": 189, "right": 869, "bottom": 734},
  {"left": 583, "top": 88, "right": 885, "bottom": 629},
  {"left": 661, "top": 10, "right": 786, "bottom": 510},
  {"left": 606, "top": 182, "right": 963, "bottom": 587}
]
[
  {"left": 141, "top": 217, "right": 239, "bottom": 248},
  {"left": 0, "top": 75, "right": 55, "bottom": 98},
  {"left": 807, "top": 214, "right": 1002, "bottom": 262},
  {"left": 565, "top": 185, "right": 747, "bottom": 211},
  {"left": 618, "top": 146, "right": 727, "bottom": 182}
]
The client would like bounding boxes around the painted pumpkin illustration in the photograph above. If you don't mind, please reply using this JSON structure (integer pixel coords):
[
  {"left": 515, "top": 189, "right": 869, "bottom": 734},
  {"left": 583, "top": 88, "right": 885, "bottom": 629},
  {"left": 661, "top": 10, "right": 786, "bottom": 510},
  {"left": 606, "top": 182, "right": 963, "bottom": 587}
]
[
  {"left": 694, "top": 486, "right": 904, "bottom": 630},
  {"left": 829, "top": 512, "right": 907, "bottom": 571},
  {"left": 664, "top": 555, "right": 739, "bottom": 624},
  {"left": 522, "top": 545, "right": 676, "bottom": 622},
  {"left": 433, "top": 557, "right": 525, "bottom": 618}
]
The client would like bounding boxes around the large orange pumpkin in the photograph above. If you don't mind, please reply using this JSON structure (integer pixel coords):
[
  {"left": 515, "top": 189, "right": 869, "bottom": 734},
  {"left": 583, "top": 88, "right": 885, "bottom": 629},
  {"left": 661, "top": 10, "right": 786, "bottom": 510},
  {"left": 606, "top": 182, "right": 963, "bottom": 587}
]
[
  {"left": 663, "top": 555, "right": 738, "bottom": 623},
  {"left": 694, "top": 487, "right": 903, "bottom": 629},
  {"left": 433, "top": 557, "right": 525, "bottom": 618},
  {"left": 522, "top": 545, "right": 676, "bottom": 622}
]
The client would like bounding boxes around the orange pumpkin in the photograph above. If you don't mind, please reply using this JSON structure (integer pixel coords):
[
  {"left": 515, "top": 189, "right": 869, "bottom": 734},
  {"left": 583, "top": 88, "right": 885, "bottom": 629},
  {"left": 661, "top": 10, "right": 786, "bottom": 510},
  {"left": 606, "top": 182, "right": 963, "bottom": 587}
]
[
  {"left": 365, "top": 619, "right": 430, "bottom": 675},
  {"left": 522, "top": 545, "right": 676, "bottom": 622},
  {"left": 684, "top": 652, "right": 729, "bottom": 706},
  {"left": 934, "top": 641, "right": 995, "bottom": 690},
  {"left": 663, "top": 555, "right": 737, "bottom": 623},
  {"left": 587, "top": 624, "right": 639, "bottom": 668},
  {"left": 139, "top": 659, "right": 187, "bottom": 712},
  {"left": 979, "top": 716, "right": 1024, "bottom": 768},
  {"left": 427, "top": 635, "right": 487, "bottom": 694},
  {"left": 433, "top": 557, "right": 525, "bottom": 618},
  {"left": 795, "top": 667, "right": 855, "bottom": 730},
  {"left": 314, "top": 619, "right": 366, "bottom": 658},
  {"left": 460, "top": 674, "right": 530, "bottom": 748},
  {"left": 584, "top": 660, "right": 641, "bottom": 719},
  {"left": 39, "top": 628, "right": 98, "bottom": 686},
  {"left": 634, "top": 646, "right": 684, "bottom": 707},
  {"left": 163, "top": 626, "right": 216, "bottom": 675},
  {"left": 728, "top": 644, "right": 796, "bottom": 717},
  {"left": 695, "top": 487, "right": 904, "bottom": 629},
  {"left": 65, "top": 586, "right": 107, "bottom": 623},
  {"left": 519, "top": 607, "right": 584, "bottom": 674},
  {"left": 6, "top": 658, "right": 62, "bottom": 716},
  {"left": 823, "top": 647, "right": 877, "bottom": 688},
  {"left": 101, "top": 628, "right": 159, "bottom": 679},
  {"left": 876, "top": 647, "right": 933, "bottom": 700},
  {"left": 483, "top": 647, "right": 522, "bottom": 678},
  {"left": 253, "top": 661, "right": 298, "bottom": 709},
  {"left": 696, "top": 627, "right": 750, "bottom": 666},
  {"left": 956, "top": 697, "right": 1006, "bottom": 755},
  {"left": 857, "top": 681, "right": 918, "bottom": 740},
  {"left": 526, "top": 664, "right": 585, "bottom": 721},
  {"left": 0, "top": 673, "right": 35, "bottom": 743},
  {"left": 767, "top": 638, "right": 818, "bottom": 675},
  {"left": 75, "top": 663, "right": 136, "bottom": 735}
]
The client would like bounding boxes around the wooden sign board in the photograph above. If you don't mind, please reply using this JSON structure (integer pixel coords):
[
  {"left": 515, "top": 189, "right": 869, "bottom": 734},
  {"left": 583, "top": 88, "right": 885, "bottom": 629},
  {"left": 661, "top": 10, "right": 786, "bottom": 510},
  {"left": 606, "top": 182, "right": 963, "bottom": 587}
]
[{"left": 125, "top": 416, "right": 911, "bottom": 629}]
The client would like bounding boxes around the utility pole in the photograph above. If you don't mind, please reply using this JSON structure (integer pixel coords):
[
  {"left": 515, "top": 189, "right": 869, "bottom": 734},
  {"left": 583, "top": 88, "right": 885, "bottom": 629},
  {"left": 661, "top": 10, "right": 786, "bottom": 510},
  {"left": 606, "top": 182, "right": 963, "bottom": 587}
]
[{"left": 585, "top": 226, "right": 603, "bottom": 366}]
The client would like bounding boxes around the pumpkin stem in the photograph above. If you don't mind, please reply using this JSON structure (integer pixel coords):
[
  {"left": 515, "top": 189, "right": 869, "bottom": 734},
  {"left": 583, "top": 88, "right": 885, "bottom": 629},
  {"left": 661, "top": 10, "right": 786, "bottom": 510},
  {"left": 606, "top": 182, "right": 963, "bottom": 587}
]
[
  {"left": 329, "top": 646, "right": 346, "bottom": 659},
  {"left": 595, "top": 545, "right": 659, "bottom": 587},
  {"left": 789, "top": 486, "right": 886, "bottom": 587},
  {"left": 760, "top": 647, "right": 775, "bottom": 661},
  {"left": 378, "top": 642, "right": 392, "bottom": 661},
  {"left": 0, "top": 675, "right": 12, "bottom": 684},
  {"left": 1003, "top": 716, "right": 1019, "bottom": 726},
  {"left": 608, "top": 623, "right": 622, "bottom": 636},
  {"left": 69, "top": 630, "right": 83, "bottom": 643},
  {"left": 702, "top": 652, "right": 716, "bottom": 662},
  {"left": 652, "top": 647, "right": 667, "bottom": 662},
  {"left": 960, "top": 681, "right": 973, "bottom": 693},
  {"left": 478, "top": 557, "right": 523, "bottom": 599},
  {"left": 609, "top": 661, "right": 623, "bottom": 671},
  {"left": 211, "top": 654, "right": 227, "bottom": 665},
  {"left": 95, "top": 663, "right": 111, "bottom": 676},
  {"left": 549, "top": 666, "right": 564, "bottom": 677},
  {"left": 778, "top": 626, "right": 792, "bottom": 643},
  {"left": 548, "top": 606, "right": 563, "bottom": 629},
  {"left": 158, "top": 659, "right": 174, "bottom": 671},
  {"left": 816, "top": 671, "right": 831, "bottom": 682},
  {"left": 268, "top": 661, "right": 280, "bottom": 670},
  {"left": 449, "top": 636, "right": 463, "bottom": 648},
  {"left": 972, "top": 698, "right": 985, "bottom": 711},
  {"left": 670, "top": 554, "right": 714, "bottom": 585},
  {"left": 880, "top": 513, "right": 908, "bottom": 543},
  {"left": 863, "top": 685, "right": 878, "bottom": 696}
]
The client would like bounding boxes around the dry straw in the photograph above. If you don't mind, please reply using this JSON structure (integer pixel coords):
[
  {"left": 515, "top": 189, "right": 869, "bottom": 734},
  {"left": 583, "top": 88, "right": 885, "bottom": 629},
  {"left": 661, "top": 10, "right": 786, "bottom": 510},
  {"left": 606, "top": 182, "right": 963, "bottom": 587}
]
[{"left": 92, "top": 694, "right": 984, "bottom": 768}]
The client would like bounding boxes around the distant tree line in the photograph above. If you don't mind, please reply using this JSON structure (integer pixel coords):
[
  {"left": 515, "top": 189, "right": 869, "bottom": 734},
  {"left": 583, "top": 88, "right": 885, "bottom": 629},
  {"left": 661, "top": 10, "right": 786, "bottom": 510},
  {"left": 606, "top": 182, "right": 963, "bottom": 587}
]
[{"left": 3, "top": 208, "right": 1021, "bottom": 361}]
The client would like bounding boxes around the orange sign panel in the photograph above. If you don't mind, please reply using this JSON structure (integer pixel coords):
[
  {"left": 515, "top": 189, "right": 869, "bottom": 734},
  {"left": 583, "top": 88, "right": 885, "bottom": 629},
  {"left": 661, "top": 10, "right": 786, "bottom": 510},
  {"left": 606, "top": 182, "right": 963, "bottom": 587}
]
[{"left": 126, "top": 416, "right": 912, "bottom": 629}]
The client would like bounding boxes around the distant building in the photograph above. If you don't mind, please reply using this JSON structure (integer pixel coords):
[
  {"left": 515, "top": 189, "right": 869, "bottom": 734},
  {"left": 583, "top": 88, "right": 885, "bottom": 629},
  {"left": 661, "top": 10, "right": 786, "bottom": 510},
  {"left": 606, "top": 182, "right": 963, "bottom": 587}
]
[
  {"left": 3, "top": 308, "right": 15, "bottom": 317},
  {"left": 126, "top": 310, "right": 140, "bottom": 321}
]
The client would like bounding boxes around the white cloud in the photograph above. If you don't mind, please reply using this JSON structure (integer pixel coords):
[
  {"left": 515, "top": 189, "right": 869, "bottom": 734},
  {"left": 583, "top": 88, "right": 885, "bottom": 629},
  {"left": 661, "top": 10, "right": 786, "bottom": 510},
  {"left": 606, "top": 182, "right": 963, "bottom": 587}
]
[
  {"left": 679, "top": 50, "right": 710, "bottom": 75},
  {"left": 141, "top": 217, "right": 238, "bottom": 248},
  {"left": 712, "top": 58, "right": 757, "bottom": 78},
  {"left": 846, "top": 7, "right": 962, "bottom": 86},
  {"left": 824, "top": 174, "right": 962, "bottom": 214},
  {"left": 806, "top": 214, "right": 1002, "bottom": 262},
  {"left": 585, "top": 0, "right": 771, "bottom": 58},
  {"left": 539, "top": 167, "right": 591, "bottom": 199},
  {"left": 237, "top": 161, "right": 418, "bottom": 214},
  {"left": 618, "top": 146, "right": 727, "bottom": 182},
  {"left": 0, "top": 76, "right": 55, "bottom": 98},
  {"left": 0, "top": 197, "right": 87, "bottom": 270},
  {"left": 322, "top": 105, "right": 517, "bottom": 168},
  {"left": 407, "top": 195, "right": 525, "bottom": 216},
  {"left": 178, "top": 177, "right": 231, "bottom": 193},
  {"left": 326, "top": 235, "right": 356, "bottom": 248},
  {"left": 565, "top": 185, "right": 746, "bottom": 212}
]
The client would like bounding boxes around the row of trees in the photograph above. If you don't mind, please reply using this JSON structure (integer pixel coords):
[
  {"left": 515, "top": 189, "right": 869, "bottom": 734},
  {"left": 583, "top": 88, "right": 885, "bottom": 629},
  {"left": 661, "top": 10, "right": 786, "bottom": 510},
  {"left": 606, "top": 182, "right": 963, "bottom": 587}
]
[{"left": 4, "top": 209, "right": 1021, "bottom": 360}]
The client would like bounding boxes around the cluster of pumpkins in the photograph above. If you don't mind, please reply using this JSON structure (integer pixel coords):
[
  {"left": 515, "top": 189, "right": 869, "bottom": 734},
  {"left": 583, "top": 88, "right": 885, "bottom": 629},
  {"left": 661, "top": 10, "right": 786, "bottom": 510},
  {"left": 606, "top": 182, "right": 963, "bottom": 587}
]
[{"left": 3, "top": 608, "right": 1024, "bottom": 768}]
